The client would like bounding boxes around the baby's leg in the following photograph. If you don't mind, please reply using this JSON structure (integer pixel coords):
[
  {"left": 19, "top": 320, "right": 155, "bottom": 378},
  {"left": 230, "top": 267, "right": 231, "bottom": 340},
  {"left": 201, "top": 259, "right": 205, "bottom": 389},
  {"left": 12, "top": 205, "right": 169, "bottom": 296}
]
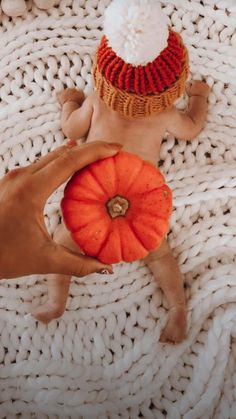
[
  {"left": 145, "top": 239, "right": 187, "bottom": 343},
  {"left": 32, "top": 224, "right": 78, "bottom": 324}
]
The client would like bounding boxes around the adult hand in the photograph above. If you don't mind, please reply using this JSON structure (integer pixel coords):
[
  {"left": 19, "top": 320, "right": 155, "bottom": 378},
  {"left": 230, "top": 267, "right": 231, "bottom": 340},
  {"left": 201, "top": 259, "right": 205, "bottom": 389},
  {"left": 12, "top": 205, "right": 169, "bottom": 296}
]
[{"left": 0, "top": 141, "right": 121, "bottom": 279}]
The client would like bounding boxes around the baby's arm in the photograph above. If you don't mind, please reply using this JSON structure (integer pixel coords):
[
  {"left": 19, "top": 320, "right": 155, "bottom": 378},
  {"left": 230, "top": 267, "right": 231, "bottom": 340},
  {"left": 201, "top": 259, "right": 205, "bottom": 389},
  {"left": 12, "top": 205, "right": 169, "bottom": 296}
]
[
  {"left": 58, "top": 88, "right": 94, "bottom": 140},
  {"left": 166, "top": 80, "right": 210, "bottom": 141}
]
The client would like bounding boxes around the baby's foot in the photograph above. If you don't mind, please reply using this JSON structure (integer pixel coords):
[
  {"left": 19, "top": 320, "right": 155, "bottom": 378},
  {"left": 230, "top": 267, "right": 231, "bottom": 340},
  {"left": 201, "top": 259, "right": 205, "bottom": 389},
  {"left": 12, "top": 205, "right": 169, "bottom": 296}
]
[
  {"left": 160, "top": 305, "right": 187, "bottom": 344},
  {"left": 31, "top": 302, "right": 65, "bottom": 324},
  {"left": 58, "top": 88, "right": 85, "bottom": 106}
]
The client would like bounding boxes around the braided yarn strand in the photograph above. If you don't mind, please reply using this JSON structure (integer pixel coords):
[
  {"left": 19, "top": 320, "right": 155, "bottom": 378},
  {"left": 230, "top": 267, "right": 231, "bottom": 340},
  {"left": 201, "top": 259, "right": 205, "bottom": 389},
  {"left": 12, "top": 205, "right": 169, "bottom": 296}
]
[{"left": 0, "top": 0, "right": 236, "bottom": 417}]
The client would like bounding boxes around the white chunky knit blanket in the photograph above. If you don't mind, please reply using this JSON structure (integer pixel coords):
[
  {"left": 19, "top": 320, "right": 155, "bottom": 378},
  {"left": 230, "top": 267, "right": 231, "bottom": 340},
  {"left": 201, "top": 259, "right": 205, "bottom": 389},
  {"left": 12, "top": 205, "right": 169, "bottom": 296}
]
[{"left": 0, "top": 0, "right": 236, "bottom": 417}]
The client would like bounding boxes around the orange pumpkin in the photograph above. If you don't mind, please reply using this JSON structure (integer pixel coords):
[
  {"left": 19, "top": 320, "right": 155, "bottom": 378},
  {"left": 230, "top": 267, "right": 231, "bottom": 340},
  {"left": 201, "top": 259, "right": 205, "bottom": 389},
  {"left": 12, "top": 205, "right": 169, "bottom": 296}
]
[{"left": 61, "top": 151, "right": 172, "bottom": 264}]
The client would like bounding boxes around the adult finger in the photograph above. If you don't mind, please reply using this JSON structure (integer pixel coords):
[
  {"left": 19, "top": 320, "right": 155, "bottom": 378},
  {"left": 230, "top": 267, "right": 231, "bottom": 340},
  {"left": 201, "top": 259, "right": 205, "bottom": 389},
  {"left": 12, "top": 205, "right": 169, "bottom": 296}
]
[
  {"left": 34, "top": 141, "right": 122, "bottom": 200},
  {"left": 46, "top": 243, "right": 113, "bottom": 277},
  {"left": 29, "top": 140, "right": 77, "bottom": 173}
]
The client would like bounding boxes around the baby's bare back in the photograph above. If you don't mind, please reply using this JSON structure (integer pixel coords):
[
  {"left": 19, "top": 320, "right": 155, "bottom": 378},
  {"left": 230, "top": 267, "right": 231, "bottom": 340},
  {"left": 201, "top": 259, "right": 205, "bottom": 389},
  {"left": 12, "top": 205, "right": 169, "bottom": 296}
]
[{"left": 86, "top": 93, "right": 168, "bottom": 164}]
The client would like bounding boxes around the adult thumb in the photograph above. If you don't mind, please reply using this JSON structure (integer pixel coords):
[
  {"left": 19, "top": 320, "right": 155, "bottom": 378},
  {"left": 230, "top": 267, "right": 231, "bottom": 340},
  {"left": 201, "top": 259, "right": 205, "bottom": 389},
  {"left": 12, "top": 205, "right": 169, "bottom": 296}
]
[{"left": 48, "top": 244, "right": 113, "bottom": 277}]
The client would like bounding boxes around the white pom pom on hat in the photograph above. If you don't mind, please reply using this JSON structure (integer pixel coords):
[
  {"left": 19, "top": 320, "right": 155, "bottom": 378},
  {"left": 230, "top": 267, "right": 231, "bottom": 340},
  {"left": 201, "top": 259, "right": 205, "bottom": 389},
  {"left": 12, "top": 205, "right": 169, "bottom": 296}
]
[{"left": 103, "top": 0, "right": 169, "bottom": 66}]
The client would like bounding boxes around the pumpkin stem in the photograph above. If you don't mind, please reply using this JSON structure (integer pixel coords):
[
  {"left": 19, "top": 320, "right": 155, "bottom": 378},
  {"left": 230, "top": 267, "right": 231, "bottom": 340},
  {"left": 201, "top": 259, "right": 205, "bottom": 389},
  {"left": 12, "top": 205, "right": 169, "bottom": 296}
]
[{"left": 107, "top": 195, "right": 130, "bottom": 219}]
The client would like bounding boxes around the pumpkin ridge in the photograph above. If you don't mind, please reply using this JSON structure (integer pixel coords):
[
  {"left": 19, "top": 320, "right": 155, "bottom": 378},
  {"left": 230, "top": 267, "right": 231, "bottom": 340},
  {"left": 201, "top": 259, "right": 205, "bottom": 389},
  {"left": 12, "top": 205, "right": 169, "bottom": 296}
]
[
  {"left": 123, "top": 160, "right": 145, "bottom": 195},
  {"left": 127, "top": 186, "right": 168, "bottom": 199},
  {"left": 129, "top": 218, "right": 169, "bottom": 252},
  {"left": 65, "top": 197, "right": 106, "bottom": 205},
  {"left": 73, "top": 217, "right": 112, "bottom": 257},
  {"left": 65, "top": 171, "right": 108, "bottom": 201},
  {"left": 127, "top": 187, "right": 172, "bottom": 213},
  {"left": 71, "top": 214, "right": 104, "bottom": 233},
  {"left": 116, "top": 223, "right": 124, "bottom": 261},
  {"left": 112, "top": 154, "right": 119, "bottom": 196},
  {"left": 97, "top": 223, "right": 119, "bottom": 259},
  {"left": 87, "top": 168, "right": 111, "bottom": 197},
  {"left": 126, "top": 220, "right": 150, "bottom": 252}
]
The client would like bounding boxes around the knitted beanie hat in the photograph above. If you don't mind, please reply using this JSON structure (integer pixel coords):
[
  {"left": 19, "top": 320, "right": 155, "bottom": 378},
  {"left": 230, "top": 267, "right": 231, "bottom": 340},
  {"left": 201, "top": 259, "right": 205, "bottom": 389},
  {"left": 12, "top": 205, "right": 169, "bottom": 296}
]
[{"left": 93, "top": 0, "right": 189, "bottom": 118}]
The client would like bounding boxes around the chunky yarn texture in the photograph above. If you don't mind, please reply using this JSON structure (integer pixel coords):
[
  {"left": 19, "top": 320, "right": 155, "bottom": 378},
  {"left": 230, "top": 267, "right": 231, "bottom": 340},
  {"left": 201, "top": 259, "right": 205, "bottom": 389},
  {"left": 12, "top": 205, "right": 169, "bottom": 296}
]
[{"left": 0, "top": 0, "right": 236, "bottom": 418}]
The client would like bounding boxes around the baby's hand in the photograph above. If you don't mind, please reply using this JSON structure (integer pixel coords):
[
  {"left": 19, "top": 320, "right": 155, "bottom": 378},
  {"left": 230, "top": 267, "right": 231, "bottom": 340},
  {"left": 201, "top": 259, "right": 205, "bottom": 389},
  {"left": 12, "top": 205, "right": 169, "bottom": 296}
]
[
  {"left": 58, "top": 88, "right": 85, "bottom": 106},
  {"left": 186, "top": 80, "right": 210, "bottom": 98}
]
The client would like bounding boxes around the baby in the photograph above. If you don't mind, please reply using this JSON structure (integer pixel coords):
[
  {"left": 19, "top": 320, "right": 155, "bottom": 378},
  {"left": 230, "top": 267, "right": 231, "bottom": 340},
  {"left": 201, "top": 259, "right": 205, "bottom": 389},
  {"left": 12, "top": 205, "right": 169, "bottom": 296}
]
[{"left": 32, "top": 1, "right": 210, "bottom": 343}]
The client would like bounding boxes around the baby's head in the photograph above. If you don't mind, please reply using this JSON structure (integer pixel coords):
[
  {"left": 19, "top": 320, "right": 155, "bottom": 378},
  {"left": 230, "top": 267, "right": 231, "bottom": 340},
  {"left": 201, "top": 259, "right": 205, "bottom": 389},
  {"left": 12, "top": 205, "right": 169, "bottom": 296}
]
[{"left": 93, "top": 0, "right": 189, "bottom": 119}]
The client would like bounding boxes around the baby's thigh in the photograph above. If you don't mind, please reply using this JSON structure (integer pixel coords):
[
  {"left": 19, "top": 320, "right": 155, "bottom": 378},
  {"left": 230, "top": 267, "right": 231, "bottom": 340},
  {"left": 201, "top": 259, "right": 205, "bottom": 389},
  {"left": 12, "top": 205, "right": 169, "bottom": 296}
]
[{"left": 54, "top": 223, "right": 80, "bottom": 253}]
